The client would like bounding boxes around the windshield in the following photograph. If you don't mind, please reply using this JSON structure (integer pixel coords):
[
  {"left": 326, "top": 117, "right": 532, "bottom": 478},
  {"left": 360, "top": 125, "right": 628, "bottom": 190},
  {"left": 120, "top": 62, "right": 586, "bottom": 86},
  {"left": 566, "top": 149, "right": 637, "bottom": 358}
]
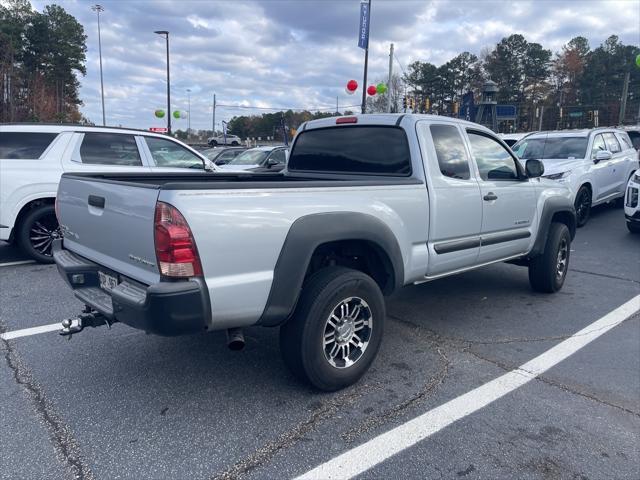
[
  {"left": 228, "top": 149, "right": 270, "bottom": 166},
  {"left": 202, "top": 149, "right": 223, "bottom": 160},
  {"left": 513, "top": 137, "right": 588, "bottom": 160}
]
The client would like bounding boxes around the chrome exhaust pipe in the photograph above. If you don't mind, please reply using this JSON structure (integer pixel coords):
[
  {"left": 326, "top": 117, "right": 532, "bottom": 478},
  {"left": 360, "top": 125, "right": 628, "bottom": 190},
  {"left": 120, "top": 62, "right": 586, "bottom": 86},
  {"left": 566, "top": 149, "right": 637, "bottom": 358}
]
[{"left": 226, "top": 327, "right": 245, "bottom": 351}]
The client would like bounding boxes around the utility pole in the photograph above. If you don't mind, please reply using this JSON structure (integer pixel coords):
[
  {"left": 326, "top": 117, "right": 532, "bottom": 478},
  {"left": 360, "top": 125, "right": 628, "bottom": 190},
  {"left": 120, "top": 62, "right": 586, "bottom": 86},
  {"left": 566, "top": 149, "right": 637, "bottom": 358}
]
[
  {"left": 212, "top": 93, "right": 216, "bottom": 134},
  {"left": 154, "top": 31, "right": 171, "bottom": 135},
  {"left": 359, "top": 0, "right": 372, "bottom": 114},
  {"left": 336, "top": 96, "right": 339, "bottom": 115},
  {"left": 387, "top": 43, "right": 394, "bottom": 113},
  {"left": 619, "top": 71, "right": 630, "bottom": 125},
  {"left": 91, "top": 4, "right": 106, "bottom": 126},
  {"left": 538, "top": 105, "right": 544, "bottom": 131}
]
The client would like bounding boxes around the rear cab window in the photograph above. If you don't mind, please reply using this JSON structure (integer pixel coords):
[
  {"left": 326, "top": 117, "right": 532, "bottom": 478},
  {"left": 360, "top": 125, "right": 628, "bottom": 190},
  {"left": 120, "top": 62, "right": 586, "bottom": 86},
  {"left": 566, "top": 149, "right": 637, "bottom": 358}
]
[
  {"left": 288, "top": 126, "right": 411, "bottom": 176},
  {"left": 603, "top": 132, "right": 621, "bottom": 153},
  {"left": 429, "top": 124, "right": 471, "bottom": 180},
  {"left": 0, "top": 132, "right": 58, "bottom": 159}
]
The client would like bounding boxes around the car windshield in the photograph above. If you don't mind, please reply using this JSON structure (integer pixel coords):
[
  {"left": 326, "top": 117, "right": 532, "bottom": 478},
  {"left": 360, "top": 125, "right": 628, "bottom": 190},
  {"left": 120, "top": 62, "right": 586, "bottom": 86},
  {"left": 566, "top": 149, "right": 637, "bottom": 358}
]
[
  {"left": 512, "top": 137, "right": 588, "bottom": 160},
  {"left": 202, "top": 149, "right": 223, "bottom": 160},
  {"left": 228, "top": 149, "right": 270, "bottom": 166}
]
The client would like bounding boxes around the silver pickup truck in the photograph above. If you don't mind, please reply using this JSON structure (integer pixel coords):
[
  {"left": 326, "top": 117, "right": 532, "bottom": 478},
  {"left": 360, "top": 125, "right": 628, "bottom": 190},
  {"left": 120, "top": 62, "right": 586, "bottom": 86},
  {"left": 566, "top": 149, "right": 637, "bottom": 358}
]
[{"left": 54, "top": 114, "right": 576, "bottom": 390}]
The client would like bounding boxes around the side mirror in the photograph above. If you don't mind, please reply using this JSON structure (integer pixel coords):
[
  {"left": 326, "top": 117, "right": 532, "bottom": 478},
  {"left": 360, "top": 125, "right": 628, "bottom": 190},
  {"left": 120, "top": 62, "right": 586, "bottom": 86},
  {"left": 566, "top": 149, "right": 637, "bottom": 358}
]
[
  {"left": 594, "top": 150, "right": 612, "bottom": 163},
  {"left": 266, "top": 158, "right": 278, "bottom": 167},
  {"left": 525, "top": 159, "right": 544, "bottom": 178}
]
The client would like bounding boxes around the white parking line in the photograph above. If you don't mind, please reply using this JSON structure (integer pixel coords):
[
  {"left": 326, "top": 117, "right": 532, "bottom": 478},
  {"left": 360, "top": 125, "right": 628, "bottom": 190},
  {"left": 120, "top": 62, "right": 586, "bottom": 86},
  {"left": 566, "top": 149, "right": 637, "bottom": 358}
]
[
  {"left": 296, "top": 294, "right": 640, "bottom": 480},
  {"left": 0, "top": 260, "right": 35, "bottom": 267},
  {"left": 1, "top": 322, "right": 64, "bottom": 340}
]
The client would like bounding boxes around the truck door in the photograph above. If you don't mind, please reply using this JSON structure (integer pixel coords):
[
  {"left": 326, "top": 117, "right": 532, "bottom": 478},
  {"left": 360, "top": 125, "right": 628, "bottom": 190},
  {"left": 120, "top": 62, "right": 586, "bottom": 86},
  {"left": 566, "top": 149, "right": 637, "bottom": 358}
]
[
  {"left": 417, "top": 122, "right": 482, "bottom": 276},
  {"left": 465, "top": 129, "right": 537, "bottom": 264}
]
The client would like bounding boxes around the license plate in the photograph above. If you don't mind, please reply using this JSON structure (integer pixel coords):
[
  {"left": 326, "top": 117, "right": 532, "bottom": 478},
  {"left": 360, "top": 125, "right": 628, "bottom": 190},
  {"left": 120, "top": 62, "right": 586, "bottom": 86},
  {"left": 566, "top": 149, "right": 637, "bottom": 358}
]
[{"left": 98, "top": 271, "right": 118, "bottom": 292}]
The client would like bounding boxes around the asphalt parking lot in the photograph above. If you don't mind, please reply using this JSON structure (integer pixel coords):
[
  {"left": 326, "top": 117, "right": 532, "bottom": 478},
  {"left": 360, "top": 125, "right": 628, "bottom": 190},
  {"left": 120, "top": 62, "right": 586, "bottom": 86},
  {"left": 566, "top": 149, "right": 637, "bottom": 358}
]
[{"left": 1, "top": 203, "right": 639, "bottom": 480}]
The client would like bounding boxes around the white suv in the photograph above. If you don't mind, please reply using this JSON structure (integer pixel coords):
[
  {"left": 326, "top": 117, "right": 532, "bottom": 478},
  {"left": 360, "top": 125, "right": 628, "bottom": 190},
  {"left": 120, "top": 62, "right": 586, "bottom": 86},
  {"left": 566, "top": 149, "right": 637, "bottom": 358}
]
[
  {"left": 207, "top": 133, "right": 242, "bottom": 146},
  {"left": 0, "top": 124, "right": 216, "bottom": 262},
  {"left": 625, "top": 169, "right": 640, "bottom": 233},
  {"left": 513, "top": 128, "right": 639, "bottom": 227}
]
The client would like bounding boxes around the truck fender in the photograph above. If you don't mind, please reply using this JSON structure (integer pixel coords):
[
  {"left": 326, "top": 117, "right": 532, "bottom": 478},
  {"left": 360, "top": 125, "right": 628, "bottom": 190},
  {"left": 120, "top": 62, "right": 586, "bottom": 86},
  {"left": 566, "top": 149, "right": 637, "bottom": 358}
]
[
  {"left": 257, "top": 212, "right": 404, "bottom": 327},
  {"left": 528, "top": 196, "right": 576, "bottom": 258}
]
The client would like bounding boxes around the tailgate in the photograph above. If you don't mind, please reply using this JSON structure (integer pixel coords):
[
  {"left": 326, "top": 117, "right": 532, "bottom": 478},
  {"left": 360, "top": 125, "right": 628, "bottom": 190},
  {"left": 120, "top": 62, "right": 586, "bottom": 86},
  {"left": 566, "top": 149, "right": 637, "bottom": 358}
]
[{"left": 57, "top": 175, "right": 161, "bottom": 285}]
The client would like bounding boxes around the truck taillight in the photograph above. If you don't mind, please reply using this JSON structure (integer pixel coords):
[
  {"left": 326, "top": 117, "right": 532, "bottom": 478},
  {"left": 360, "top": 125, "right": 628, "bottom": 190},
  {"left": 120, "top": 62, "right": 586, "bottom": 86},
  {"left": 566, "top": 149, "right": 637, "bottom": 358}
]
[{"left": 154, "top": 202, "right": 203, "bottom": 278}]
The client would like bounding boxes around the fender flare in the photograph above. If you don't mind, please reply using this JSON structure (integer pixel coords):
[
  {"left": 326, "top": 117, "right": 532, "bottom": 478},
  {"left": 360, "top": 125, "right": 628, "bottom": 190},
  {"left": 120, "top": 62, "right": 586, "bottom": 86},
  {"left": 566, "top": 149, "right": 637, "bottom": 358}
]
[
  {"left": 529, "top": 196, "right": 576, "bottom": 258},
  {"left": 257, "top": 212, "right": 404, "bottom": 327}
]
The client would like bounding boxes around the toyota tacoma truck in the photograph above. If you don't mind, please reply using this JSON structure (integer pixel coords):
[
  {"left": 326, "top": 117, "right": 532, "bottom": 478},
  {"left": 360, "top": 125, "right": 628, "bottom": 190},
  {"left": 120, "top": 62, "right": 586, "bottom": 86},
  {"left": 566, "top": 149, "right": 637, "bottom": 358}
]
[{"left": 54, "top": 114, "right": 576, "bottom": 391}]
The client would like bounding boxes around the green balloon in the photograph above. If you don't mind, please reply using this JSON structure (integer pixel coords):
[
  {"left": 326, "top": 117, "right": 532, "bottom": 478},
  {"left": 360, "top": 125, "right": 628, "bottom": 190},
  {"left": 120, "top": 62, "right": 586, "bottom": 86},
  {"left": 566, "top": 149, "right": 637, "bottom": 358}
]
[
  {"left": 376, "top": 83, "right": 387, "bottom": 94},
  {"left": 173, "top": 110, "right": 181, "bottom": 119},
  {"left": 636, "top": 54, "right": 640, "bottom": 68},
  {"left": 154, "top": 109, "right": 165, "bottom": 118}
]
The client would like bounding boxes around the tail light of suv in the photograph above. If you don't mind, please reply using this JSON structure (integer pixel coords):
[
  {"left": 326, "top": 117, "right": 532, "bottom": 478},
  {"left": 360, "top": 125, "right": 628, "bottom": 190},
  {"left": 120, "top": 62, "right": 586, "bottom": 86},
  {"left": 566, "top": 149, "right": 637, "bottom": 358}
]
[{"left": 154, "top": 202, "right": 203, "bottom": 278}]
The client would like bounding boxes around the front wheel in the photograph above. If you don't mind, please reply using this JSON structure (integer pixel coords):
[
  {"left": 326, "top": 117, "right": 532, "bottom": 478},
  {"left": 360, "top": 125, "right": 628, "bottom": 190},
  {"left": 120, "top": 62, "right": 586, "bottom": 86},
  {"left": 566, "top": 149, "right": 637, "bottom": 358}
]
[
  {"left": 280, "top": 267, "right": 385, "bottom": 391},
  {"left": 528, "top": 222, "right": 571, "bottom": 293},
  {"left": 209, "top": 140, "right": 218, "bottom": 147},
  {"left": 17, "top": 204, "right": 61, "bottom": 263},
  {"left": 231, "top": 141, "right": 239, "bottom": 146},
  {"left": 574, "top": 186, "right": 591, "bottom": 227}
]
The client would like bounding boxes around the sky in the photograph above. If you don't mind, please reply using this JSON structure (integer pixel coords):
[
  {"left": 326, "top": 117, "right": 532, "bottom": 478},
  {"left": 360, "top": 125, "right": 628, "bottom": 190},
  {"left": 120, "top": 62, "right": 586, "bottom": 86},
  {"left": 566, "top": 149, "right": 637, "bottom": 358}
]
[{"left": 29, "top": 0, "right": 640, "bottom": 131}]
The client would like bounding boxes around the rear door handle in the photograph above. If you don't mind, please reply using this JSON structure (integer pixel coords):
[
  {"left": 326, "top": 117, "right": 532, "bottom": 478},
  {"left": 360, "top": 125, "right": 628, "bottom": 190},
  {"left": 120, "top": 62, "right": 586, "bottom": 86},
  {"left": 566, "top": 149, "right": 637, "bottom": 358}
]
[
  {"left": 88, "top": 195, "right": 105, "bottom": 209},
  {"left": 483, "top": 192, "right": 498, "bottom": 201}
]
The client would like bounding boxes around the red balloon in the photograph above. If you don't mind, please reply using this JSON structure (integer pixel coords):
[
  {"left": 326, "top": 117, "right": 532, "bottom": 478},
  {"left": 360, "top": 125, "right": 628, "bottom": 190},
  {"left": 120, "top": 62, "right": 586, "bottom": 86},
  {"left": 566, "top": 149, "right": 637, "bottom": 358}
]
[
  {"left": 367, "top": 85, "right": 377, "bottom": 96},
  {"left": 346, "top": 79, "right": 358, "bottom": 92}
]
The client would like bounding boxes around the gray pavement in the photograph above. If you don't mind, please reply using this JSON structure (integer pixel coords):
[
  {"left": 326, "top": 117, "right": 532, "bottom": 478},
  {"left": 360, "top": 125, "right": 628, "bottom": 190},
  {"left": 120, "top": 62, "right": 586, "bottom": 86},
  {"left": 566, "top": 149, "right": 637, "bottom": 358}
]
[{"left": 1, "top": 203, "right": 639, "bottom": 480}]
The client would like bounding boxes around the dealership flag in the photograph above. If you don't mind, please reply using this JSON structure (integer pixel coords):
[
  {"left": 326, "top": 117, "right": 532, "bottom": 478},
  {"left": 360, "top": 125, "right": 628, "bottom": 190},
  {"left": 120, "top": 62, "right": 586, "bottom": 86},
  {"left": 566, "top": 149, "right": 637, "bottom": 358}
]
[{"left": 358, "top": 0, "right": 370, "bottom": 49}]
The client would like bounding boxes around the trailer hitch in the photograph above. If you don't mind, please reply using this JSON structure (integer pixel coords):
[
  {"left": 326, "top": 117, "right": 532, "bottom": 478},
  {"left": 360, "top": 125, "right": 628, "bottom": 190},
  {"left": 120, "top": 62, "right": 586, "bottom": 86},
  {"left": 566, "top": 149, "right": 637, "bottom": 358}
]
[{"left": 60, "top": 308, "right": 114, "bottom": 338}]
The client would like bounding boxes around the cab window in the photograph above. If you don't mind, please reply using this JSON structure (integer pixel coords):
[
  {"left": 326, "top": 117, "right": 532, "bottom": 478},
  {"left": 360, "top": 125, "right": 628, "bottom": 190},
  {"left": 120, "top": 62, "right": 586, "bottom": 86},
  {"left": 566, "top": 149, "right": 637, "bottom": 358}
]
[
  {"left": 590, "top": 134, "right": 606, "bottom": 159},
  {"left": 430, "top": 124, "right": 470, "bottom": 180},
  {"left": 603, "top": 133, "right": 621, "bottom": 153},
  {"left": 467, "top": 131, "right": 519, "bottom": 181}
]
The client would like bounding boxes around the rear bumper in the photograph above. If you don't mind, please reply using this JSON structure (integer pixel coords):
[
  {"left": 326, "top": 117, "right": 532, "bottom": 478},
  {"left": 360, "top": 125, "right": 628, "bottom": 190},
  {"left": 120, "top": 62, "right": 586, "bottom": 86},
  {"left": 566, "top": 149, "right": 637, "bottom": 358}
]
[{"left": 53, "top": 240, "right": 209, "bottom": 336}]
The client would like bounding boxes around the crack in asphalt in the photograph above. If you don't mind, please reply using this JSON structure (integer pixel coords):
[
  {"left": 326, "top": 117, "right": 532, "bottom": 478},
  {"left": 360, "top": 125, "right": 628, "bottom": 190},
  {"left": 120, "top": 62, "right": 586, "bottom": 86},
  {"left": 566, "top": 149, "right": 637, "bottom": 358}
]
[
  {"left": 0, "top": 322, "right": 94, "bottom": 480},
  {"left": 389, "top": 312, "right": 640, "bottom": 418},
  {"left": 340, "top": 345, "right": 450, "bottom": 444},
  {"left": 572, "top": 268, "right": 640, "bottom": 285},
  {"left": 211, "top": 381, "right": 382, "bottom": 480}
]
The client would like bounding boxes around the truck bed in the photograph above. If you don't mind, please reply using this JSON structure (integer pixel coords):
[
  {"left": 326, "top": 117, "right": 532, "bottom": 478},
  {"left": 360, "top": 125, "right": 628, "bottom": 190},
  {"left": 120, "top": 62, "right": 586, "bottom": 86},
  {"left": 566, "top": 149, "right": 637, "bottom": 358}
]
[{"left": 60, "top": 171, "right": 422, "bottom": 190}]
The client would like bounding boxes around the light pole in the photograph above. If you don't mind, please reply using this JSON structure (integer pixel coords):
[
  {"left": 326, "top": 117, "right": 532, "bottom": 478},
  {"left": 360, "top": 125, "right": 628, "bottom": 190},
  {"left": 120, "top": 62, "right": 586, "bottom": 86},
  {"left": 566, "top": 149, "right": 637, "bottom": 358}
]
[
  {"left": 154, "top": 30, "right": 171, "bottom": 135},
  {"left": 91, "top": 4, "right": 106, "bottom": 126},
  {"left": 186, "top": 88, "right": 191, "bottom": 138}
]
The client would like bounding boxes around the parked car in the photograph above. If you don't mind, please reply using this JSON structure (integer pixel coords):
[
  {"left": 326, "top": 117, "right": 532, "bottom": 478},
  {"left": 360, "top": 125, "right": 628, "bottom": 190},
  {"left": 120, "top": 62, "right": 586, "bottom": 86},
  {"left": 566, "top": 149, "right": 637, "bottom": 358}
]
[
  {"left": 512, "top": 128, "right": 639, "bottom": 227},
  {"left": 219, "top": 146, "right": 288, "bottom": 172},
  {"left": 622, "top": 126, "right": 640, "bottom": 157},
  {"left": 207, "top": 133, "right": 242, "bottom": 146},
  {"left": 499, "top": 132, "right": 529, "bottom": 147},
  {"left": 624, "top": 168, "right": 640, "bottom": 233},
  {"left": 201, "top": 146, "right": 247, "bottom": 166},
  {"left": 54, "top": 114, "right": 576, "bottom": 391},
  {"left": 0, "top": 124, "right": 216, "bottom": 263}
]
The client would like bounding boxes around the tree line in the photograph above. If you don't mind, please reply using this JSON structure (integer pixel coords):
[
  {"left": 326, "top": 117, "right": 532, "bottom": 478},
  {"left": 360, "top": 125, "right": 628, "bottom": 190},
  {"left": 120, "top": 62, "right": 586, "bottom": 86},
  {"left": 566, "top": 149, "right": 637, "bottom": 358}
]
[{"left": 0, "top": 0, "right": 87, "bottom": 123}]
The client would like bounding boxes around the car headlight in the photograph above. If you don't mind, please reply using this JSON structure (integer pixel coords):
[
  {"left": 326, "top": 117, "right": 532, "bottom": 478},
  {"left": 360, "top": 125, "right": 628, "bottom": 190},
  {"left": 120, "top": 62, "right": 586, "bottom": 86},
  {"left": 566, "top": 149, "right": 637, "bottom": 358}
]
[
  {"left": 633, "top": 173, "right": 640, "bottom": 183},
  {"left": 543, "top": 170, "right": 572, "bottom": 182}
]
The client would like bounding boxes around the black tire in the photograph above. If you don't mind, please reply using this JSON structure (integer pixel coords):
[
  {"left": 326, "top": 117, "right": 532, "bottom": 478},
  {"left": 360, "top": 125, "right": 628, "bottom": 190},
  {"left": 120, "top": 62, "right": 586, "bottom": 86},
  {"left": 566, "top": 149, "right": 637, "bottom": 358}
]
[
  {"left": 574, "top": 186, "right": 591, "bottom": 227},
  {"left": 627, "top": 222, "right": 640, "bottom": 234},
  {"left": 280, "top": 266, "right": 385, "bottom": 391},
  {"left": 528, "top": 222, "right": 571, "bottom": 293},
  {"left": 231, "top": 141, "right": 239, "bottom": 146},
  {"left": 17, "top": 204, "right": 60, "bottom": 263},
  {"left": 210, "top": 140, "right": 218, "bottom": 147}
]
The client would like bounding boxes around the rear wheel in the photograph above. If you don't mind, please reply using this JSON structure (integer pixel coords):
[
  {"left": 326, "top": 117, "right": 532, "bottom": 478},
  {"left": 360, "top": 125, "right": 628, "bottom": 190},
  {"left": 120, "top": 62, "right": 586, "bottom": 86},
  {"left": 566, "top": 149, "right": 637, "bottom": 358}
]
[
  {"left": 17, "top": 204, "right": 60, "bottom": 263},
  {"left": 627, "top": 222, "right": 640, "bottom": 234},
  {"left": 231, "top": 141, "right": 239, "bottom": 146},
  {"left": 279, "top": 266, "right": 385, "bottom": 391},
  {"left": 528, "top": 222, "right": 571, "bottom": 293},
  {"left": 209, "top": 140, "right": 218, "bottom": 147},
  {"left": 574, "top": 186, "right": 591, "bottom": 227}
]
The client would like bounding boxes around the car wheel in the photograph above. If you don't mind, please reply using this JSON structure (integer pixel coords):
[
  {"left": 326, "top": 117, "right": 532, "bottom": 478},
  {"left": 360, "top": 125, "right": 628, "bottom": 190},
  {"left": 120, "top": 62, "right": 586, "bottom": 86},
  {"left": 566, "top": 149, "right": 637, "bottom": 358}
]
[
  {"left": 210, "top": 140, "right": 218, "bottom": 147},
  {"left": 627, "top": 222, "right": 640, "bottom": 234},
  {"left": 17, "top": 204, "right": 61, "bottom": 263},
  {"left": 280, "top": 266, "right": 385, "bottom": 391},
  {"left": 528, "top": 222, "right": 571, "bottom": 293},
  {"left": 574, "top": 186, "right": 591, "bottom": 227},
  {"left": 231, "top": 141, "right": 239, "bottom": 146}
]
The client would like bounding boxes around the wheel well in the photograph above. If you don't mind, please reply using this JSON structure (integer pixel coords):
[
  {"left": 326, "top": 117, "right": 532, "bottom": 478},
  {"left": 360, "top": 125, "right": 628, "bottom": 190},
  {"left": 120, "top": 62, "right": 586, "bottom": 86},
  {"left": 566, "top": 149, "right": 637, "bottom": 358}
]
[
  {"left": 11, "top": 198, "right": 55, "bottom": 241},
  {"left": 579, "top": 182, "right": 592, "bottom": 195},
  {"left": 551, "top": 211, "right": 576, "bottom": 240},
  {"left": 305, "top": 240, "right": 396, "bottom": 295}
]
